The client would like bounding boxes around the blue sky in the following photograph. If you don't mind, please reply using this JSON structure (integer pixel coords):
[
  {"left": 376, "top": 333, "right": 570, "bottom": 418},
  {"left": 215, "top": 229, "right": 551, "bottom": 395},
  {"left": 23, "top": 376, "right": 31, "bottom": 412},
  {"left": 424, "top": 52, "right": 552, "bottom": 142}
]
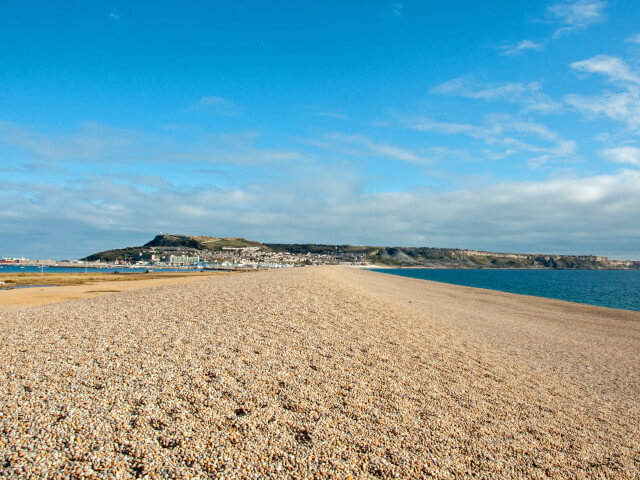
[{"left": 1, "top": 0, "right": 640, "bottom": 259}]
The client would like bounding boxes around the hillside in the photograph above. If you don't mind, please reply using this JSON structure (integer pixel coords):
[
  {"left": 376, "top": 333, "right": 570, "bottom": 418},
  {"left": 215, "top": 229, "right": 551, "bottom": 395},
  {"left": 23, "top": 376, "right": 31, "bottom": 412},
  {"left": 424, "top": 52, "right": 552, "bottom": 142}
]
[
  {"left": 83, "top": 234, "right": 265, "bottom": 262},
  {"left": 83, "top": 234, "right": 640, "bottom": 269},
  {"left": 363, "top": 247, "right": 640, "bottom": 269},
  {"left": 267, "top": 244, "right": 640, "bottom": 269},
  {"left": 144, "top": 234, "right": 263, "bottom": 251}
]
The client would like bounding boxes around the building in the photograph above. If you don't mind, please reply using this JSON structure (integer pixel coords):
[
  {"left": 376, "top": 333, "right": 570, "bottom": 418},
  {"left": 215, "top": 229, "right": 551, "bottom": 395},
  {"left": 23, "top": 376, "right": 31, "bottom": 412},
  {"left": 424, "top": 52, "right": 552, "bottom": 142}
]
[{"left": 168, "top": 255, "right": 199, "bottom": 265}]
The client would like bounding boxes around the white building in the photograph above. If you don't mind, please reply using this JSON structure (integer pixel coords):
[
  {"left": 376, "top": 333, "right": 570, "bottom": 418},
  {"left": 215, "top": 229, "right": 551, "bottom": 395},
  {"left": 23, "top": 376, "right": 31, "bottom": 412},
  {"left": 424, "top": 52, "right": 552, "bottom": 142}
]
[{"left": 169, "top": 255, "right": 199, "bottom": 265}]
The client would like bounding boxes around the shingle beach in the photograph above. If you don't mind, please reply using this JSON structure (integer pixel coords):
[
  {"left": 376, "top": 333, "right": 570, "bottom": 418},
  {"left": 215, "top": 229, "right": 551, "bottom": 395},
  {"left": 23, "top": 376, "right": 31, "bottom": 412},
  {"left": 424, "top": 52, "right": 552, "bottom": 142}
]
[{"left": 1, "top": 267, "right": 639, "bottom": 479}]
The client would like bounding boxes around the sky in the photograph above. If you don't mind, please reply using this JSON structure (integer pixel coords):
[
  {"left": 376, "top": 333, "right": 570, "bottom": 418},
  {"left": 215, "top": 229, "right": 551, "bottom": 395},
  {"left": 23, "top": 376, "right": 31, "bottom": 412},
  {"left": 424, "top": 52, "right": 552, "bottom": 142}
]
[{"left": 1, "top": 0, "right": 640, "bottom": 259}]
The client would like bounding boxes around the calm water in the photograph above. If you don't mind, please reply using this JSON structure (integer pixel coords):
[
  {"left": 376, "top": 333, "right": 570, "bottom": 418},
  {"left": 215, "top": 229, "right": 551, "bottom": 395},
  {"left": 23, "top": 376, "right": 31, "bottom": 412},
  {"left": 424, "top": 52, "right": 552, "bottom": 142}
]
[
  {"left": 0, "top": 265, "right": 194, "bottom": 274},
  {"left": 369, "top": 268, "right": 640, "bottom": 311}
]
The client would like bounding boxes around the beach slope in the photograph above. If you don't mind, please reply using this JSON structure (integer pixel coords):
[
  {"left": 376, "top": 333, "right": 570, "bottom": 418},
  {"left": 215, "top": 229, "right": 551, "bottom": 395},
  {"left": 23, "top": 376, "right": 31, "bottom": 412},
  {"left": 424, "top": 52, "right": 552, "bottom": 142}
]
[{"left": 1, "top": 266, "right": 639, "bottom": 478}]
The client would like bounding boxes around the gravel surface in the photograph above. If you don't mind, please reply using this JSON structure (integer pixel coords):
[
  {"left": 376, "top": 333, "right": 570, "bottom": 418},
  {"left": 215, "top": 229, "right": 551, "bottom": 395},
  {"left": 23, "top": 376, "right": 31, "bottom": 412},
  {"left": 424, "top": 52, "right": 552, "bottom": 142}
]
[{"left": 1, "top": 266, "right": 639, "bottom": 479}]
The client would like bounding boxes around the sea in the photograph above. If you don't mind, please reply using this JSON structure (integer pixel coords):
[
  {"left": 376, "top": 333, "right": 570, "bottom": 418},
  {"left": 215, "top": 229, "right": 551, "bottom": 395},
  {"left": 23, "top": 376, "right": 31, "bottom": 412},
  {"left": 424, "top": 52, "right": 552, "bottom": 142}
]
[
  {"left": 369, "top": 268, "right": 640, "bottom": 312},
  {"left": 0, "top": 265, "right": 195, "bottom": 274}
]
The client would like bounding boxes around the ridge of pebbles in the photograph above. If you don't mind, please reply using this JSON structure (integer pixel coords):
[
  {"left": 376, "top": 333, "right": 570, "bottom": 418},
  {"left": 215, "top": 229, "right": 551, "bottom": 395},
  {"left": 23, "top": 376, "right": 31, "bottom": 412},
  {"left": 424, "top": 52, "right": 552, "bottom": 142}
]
[{"left": 1, "top": 267, "right": 639, "bottom": 479}]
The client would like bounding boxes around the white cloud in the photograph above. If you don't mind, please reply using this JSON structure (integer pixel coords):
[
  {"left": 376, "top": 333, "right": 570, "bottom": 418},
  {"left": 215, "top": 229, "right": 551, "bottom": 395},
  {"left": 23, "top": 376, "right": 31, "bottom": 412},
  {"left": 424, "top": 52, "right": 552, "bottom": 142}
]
[
  {"left": 498, "top": 1, "right": 607, "bottom": 61},
  {"left": 3, "top": 169, "right": 640, "bottom": 259},
  {"left": 316, "top": 133, "right": 429, "bottom": 164},
  {"left": 433, "top": 78, "right": 524, "bottom": 99},
  {"left": 409, "top": 115, "right": 575, "bottom": 166},
  {"left": 500, "top": 40, "right": 544, "bottom": 56},
  {"left": 318, "top": 112, "right": 349, "bottom": 120},
  {"left": 601, "top": 146, "right": 640, "bottom": 166},
  {"left": 199, "top": 96, "right": 230, "bottom": 107},
  {"left": 627, "top": 33, "right": 640, "bottom": 45},
  {"left": 566, "top": 55, "right": 640, "bottom": 129},
  {"left": 0, "top": 120, "right": 142, "bottom": 162},
  {"left": 432, "top": 77, "right": 561, "bottom": 114},
  {"left": 410, "top": 118, "right": 484, "bottom": 136},
  {"left": 194, "top": 96, "right": 237, "bottom": 115},
  {"left": 566, "top": 90, "right": 640, "bottom": 129},
  {"left": 571, "top": 55, "right": 640, "bottom": 85},
  {"left": 548, "top": 0, "right": 608, "bottom": 38},
  {"left": 199, "top": 96, "right": 232, "bottom": 108},
  {"left": 0, "top": 117, "right": 637, "bottom": 260},
  {"left": 0, "top": 120, "right": 309, "bottom": 167}
]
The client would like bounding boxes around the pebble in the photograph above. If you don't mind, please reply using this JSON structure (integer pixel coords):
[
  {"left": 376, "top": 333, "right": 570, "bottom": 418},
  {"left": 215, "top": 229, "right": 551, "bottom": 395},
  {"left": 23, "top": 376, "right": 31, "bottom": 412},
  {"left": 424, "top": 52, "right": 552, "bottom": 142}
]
[{"left": 0, "top": 267, "right": 638, "bottom": 478}]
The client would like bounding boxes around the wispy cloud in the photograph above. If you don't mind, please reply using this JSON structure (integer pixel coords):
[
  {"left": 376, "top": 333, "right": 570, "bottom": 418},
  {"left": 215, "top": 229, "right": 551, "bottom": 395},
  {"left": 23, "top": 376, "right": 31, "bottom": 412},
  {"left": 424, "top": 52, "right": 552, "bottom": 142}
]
[
  {"left": 499, "top": 40, "right": 544, "bottom": 56},
  {"left": 109, "top": 11, "right": 120, "bottom": 21},
  {"left": 601, "top": 146, "right": 640, "bottom": 166},
  {"left": 410, "top": 118, "right": 491, "bottom": 138},
  {"left": 315, "top": 133, "right": 429, "bottom": 164},
  {"left": 0, "top": 120, "right": 309, "bottom": 168},
  {"left": 571, "top": 55, "right": 640, "bottom": 85},
  {"left": 501, "top": 0, "right": 608, "bottom": 61},
  {"left": 431, "top": 77, "right": 561, "bottom": 114},
  {"left": 317, "top": 112, "right": 349, "bottom": 120},
  {"left": 390, "top": 2, "right": 403, "bottom": 17},
  {"left": 408, "top": 114, "right": 576, "bottom": 166},
  {"left": 566, "top": 91, "right": 640, "bottom": 129},
  {"left": 566, "top": 55, "right": 640, "bottom": 129},
  {"left": 194, "top": 96, "right": 237, "bottom": 115},
  {"left": 548, "top": 0, "right": 608, "bottom": 38},
  {"left": 0, "top": 120, "right": 143, "bottom": 163},
  {"left": 199, "top": 96, "right": 231, "bottom": 107},
  {"left": 627, "top": 33, "right": 640, "bottom": 45}
]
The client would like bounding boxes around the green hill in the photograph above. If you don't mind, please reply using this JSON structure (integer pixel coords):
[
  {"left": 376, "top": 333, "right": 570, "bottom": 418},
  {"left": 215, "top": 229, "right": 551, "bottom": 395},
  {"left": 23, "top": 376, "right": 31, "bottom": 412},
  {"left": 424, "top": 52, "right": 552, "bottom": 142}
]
[
  {"left": 83, "top": 234, "right": 266, "bottom": 262},
  {"left": 144, "top": 234, "right": 263, "bottom": 251}
]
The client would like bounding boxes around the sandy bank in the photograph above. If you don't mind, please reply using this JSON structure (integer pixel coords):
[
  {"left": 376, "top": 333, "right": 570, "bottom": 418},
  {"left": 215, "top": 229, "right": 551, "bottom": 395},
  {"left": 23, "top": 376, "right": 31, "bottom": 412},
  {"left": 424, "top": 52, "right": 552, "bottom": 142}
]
[
  {"left": 0, "top": 273, "right": 225, "bottom": 311},
  {"left": 1, "top": 266, "right": 638, "bottom": 478}
]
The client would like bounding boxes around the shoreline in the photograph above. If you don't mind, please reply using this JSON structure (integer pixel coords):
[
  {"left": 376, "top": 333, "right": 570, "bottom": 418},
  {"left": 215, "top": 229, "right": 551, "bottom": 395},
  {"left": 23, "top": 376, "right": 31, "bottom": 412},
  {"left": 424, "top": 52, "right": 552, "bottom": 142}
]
[
  {"left": 362, "top": 264, "right": 640, "bottom": 270},
  {"left": 365, "top": 266, "right": 640, "bottom": 312},
  {"left": 0, "top": 272, "right": 226, "bottom": 311}
]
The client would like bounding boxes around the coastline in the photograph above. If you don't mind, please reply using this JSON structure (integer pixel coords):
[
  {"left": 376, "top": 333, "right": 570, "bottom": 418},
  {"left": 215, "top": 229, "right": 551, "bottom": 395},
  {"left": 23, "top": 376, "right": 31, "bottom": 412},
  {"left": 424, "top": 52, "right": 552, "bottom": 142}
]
[
  {"left": 1, "top": 266, "right": 638, "bottom": 477},
  {"left": 365, "top": 266, "right": 640, "bottom": 311}
]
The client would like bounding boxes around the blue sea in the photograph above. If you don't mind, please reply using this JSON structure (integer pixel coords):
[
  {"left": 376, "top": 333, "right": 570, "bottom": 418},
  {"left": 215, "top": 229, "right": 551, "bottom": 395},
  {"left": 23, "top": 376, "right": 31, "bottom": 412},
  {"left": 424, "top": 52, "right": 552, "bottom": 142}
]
[
  {"left": 0, "top": 265, "right": 195, "bottom": 274},
  {"left": 369, "top": 268, "right": 640, "bottom": 312}
]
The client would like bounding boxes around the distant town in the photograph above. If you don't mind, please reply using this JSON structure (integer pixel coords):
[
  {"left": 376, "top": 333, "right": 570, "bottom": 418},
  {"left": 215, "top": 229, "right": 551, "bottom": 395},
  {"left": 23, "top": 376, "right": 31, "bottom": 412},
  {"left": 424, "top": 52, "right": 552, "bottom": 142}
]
[
  {"left": 2, "top": 234, "right": 639, "bottom": 271},
  {"left": 0, "top": 247, "right": 303, "bottom": 271}
]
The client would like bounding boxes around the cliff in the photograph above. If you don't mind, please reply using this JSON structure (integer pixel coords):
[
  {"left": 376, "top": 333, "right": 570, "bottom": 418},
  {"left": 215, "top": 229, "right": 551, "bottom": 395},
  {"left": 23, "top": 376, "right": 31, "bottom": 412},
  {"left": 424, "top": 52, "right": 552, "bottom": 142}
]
[{"left": 83, "top": 234, "right": 640, "bottom": 269}]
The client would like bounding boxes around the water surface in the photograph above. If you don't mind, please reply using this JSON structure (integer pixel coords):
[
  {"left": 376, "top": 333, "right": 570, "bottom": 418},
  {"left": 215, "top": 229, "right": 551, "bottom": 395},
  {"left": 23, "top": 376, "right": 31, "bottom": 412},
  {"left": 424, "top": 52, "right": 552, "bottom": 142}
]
[
  {"left": 369, "top": 268, "right": 640, "bottom": 311},
  {"left": 0, "top": 265, "right": 194, "bottom": 274},
  {"left": 0, "top": 284, "right": 59, "bottom": 290}
]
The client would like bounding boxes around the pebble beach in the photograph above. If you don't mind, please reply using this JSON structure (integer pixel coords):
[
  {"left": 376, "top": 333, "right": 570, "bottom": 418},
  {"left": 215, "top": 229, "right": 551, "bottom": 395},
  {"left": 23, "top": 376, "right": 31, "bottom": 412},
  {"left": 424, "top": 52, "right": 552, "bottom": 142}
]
[{"left": 1, "top": 266, "right": 639, "bottom": 479}]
